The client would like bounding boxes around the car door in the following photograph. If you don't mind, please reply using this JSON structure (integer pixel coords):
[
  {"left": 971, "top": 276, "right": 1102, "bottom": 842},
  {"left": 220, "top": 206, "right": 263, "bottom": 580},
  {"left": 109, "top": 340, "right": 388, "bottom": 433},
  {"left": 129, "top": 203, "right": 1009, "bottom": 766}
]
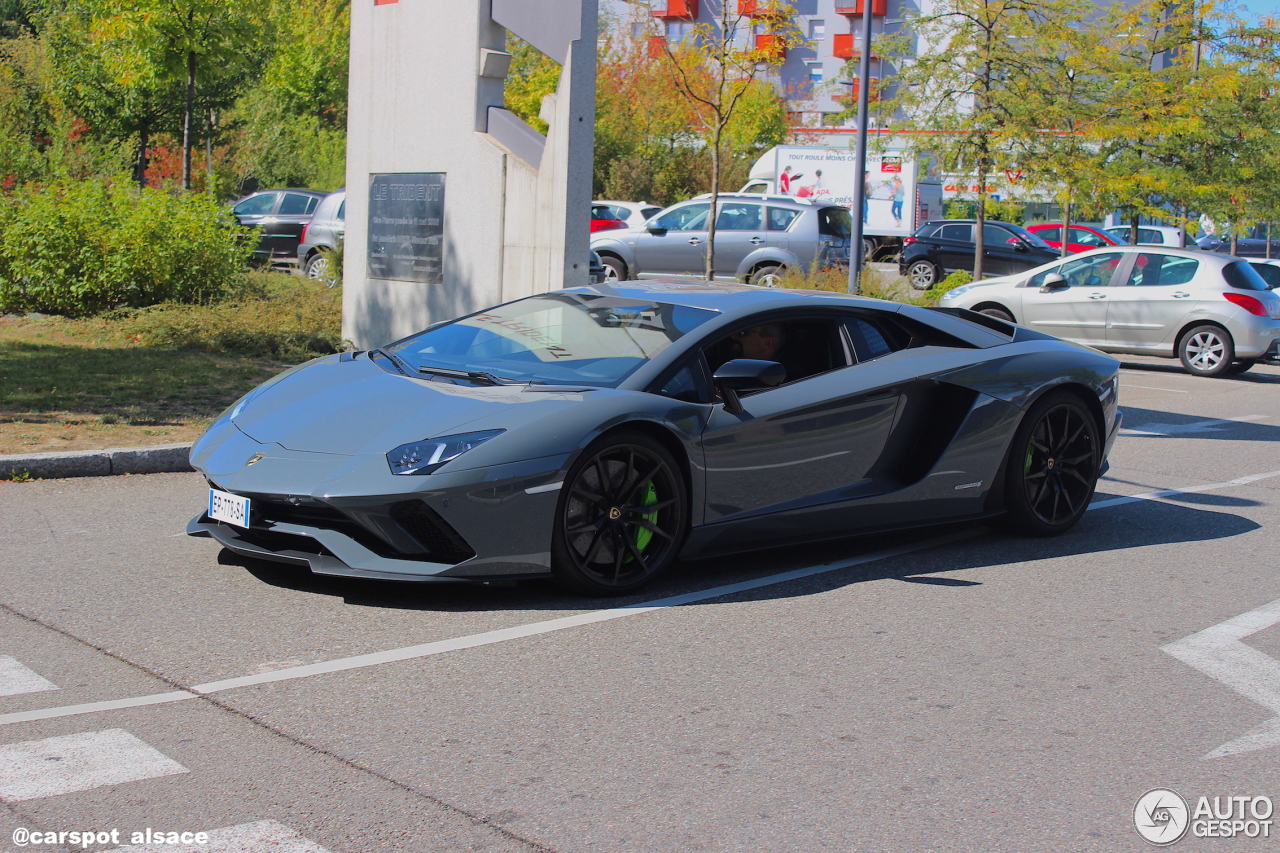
[
  {"left": 271, "top": 192, "right": 320, "bottom": 258},
  {"left": 1018, "top": 251, "right": 1125, "bottom": 346},
  {"left": 632, "top": 202, "right": 710, "bottom": 278},
  {"left": 933, "top": 222, "right": 974, "bottom": 271},
  {"left": 231, "top": 192, "right": 280, "bottom": 258},
  {"left": 1106, "top": 252, "right": 1202, "bottom": 350},
  {"left": 709, "top": 201, "right": 766, "bottom": 277},
  {"left": 698, "top": 313, "right": 901, "bottom": 523},
  {"left": 982, "top": 223, "right": 1023, "bottom": 276}
]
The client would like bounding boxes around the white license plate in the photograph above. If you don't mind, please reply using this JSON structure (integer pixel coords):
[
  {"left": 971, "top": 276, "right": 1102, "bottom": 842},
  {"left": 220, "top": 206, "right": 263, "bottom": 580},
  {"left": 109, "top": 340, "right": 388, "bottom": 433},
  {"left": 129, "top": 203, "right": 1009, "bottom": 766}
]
[{"left": 208, "top": 489, "right": 251, "bottom": 528}]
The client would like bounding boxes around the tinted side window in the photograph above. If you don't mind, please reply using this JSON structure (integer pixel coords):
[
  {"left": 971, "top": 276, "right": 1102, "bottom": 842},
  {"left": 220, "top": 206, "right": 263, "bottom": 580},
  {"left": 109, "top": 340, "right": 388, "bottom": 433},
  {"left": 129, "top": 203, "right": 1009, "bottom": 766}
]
[
  {"left": 702, "top": 318, "right": 849, "bottom": 388},
  {"left": 280, "top": 193, "right": 315, "bottom": 215},
  {"left": 336, "top": 200, "right": 346, "bottom": 221},
  {"left": 1224, "top": 261, "right": 1270, "bottom": 291},
  {"left": 716, "top": 202, "right": 762, "bottom": 231},
  {"left": 939, "top": 223, "right": 972, "bottom": 241},
  {"left": 654, "top": 359, "right": 709, "bottom": 404},
  {"left": 767, "top": 207, "right": 800, "bottom": 231},
  {"left": 843, "top": 317, "right": 901, "bottom": 363},
  {"left": 1126, "top": 253, "right": 1199, "bottom": 286},
  {"left": 1069, "top": 228, "right": 1107, "bottom": 247},
  {"left": 1250, "top": 263, "right": 1280, "bottom": 289},
  {"left": 233, "top": 193, "right": 276, "bottom": 216},
  {"left": 653, "top": 203, "right": 709, "bottom": 231},
  {"left": 983, "top": 224, "right": 1015, "bottom": 247}
]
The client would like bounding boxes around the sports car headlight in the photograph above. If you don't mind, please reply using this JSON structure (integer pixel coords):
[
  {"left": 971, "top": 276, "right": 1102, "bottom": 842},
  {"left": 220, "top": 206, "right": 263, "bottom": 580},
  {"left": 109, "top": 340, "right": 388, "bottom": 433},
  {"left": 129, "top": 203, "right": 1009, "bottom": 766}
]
[{"left": 386, "top": 430, "right": 505, "bottom": 476}]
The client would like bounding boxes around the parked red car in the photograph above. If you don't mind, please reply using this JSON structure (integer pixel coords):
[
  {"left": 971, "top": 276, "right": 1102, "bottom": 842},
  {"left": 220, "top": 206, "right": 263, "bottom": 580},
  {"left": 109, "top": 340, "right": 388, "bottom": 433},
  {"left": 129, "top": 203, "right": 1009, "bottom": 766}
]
[
  {"left": 590, "top": 204, "right": 629, "bottom": 233},
  {"left": 1026, "top": 223, "right": 1121, "bottom": 255}
]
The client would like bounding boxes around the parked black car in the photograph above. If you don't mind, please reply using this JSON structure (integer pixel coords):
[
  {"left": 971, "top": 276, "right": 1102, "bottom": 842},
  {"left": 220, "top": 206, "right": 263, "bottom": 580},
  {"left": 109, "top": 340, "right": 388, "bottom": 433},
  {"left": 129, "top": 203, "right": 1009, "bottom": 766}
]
[
  {"left": 297, "top": 189, "right": 345, "bottom": 281},
  {"left": 1198, "top": 225, "right": 1280, "bottom": 258},
  {"left": 231, "top": 189, "right": 327, "bottom": 264},
  {"left": 901, "top": 219, "right": 1060, "bottom": 289}
]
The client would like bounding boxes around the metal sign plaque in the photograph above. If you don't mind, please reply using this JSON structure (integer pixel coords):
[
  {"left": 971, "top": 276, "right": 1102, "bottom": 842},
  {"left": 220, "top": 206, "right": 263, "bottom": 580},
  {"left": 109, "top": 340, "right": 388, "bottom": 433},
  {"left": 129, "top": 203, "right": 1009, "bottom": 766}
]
[{"left": 367, "top": 173, "right": 445, "bottom": 283}]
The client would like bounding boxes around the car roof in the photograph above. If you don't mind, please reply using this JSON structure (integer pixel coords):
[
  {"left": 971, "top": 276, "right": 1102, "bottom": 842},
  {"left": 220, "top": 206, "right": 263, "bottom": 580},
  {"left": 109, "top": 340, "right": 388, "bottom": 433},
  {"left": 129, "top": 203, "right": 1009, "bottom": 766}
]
[
  {"left": 560, "top": 280, "right": 892, "bottom": 316},
  {"left": 687, "top": 192, "right": 824, "bottom": 207}
]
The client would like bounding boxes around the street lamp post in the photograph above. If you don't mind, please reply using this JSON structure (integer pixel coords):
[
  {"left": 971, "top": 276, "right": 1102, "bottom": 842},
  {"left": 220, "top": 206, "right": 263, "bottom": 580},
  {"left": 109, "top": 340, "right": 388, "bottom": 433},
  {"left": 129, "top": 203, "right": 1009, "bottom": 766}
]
[{"left": 846, "top": 0, "right": 875, "bottom": 295}]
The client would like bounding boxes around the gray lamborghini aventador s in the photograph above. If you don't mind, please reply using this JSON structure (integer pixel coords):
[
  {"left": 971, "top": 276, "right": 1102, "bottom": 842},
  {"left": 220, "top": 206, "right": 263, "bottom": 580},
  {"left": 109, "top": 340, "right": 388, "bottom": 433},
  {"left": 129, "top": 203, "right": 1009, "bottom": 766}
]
[{"left": 188, "top": 281, "right": 1122, "bottom": 595}]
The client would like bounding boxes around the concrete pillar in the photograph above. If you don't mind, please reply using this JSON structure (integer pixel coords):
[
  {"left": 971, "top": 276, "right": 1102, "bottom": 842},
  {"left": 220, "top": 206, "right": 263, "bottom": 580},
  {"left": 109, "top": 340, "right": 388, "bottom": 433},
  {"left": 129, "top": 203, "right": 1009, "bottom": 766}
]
[{"left": 343, "top": 0, "right": 596, "bottom": 350}]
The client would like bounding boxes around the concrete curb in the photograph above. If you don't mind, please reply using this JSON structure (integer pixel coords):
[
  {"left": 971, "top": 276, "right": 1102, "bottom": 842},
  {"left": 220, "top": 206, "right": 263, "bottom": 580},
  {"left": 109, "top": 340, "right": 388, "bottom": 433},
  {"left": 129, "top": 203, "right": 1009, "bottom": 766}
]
[{"left": 0, "top": 443, "right": 194, "bottom": 480}]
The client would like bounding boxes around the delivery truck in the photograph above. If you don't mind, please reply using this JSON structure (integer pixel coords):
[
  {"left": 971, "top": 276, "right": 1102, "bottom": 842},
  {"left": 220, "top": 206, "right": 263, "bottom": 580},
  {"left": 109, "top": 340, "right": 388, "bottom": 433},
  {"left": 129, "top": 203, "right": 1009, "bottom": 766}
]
[{"left": 740, "top": 145, "right": 943, "bottom": 260}]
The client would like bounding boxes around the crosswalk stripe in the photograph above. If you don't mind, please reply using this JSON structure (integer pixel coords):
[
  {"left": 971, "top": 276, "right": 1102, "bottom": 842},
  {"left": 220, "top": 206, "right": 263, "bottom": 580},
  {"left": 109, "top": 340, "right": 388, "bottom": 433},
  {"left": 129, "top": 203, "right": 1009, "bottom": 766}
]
[
  {"left": 0, "top": 656, "right": 58, "bottom": 697},
  {"left": 0, "top": 729, "right": 187, "bottom": 802},
  {"left": 103, "top": 819, "right": 335, "bottom": 853}
]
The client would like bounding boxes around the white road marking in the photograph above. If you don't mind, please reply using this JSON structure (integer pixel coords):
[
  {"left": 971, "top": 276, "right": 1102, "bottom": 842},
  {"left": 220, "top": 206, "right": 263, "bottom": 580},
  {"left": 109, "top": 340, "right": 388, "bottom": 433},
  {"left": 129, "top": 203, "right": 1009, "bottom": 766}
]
[
  {"left": 1122, "top": 383, "right": 1188, "bottom": 393},
  {"left": 1088, "top": 469, "right": 1280, "bottom": 511},
  {"left": 103, "top": 819, "right": 334, "bottom": 853},
  {"left": 0, "top": 656, "right": 57, "bottom": 697},
  {"left": 1163, "top": 597, "right": 1280, "bottom": 759},
  {"left": 0, "top": 729, "right": 187, "bottom": 801},
  {"left": 1122, "top": 415, "right": 1267, "bottom": 436},
  {"left": 0, "top": 530, "right": 979, "bottom": 726}
]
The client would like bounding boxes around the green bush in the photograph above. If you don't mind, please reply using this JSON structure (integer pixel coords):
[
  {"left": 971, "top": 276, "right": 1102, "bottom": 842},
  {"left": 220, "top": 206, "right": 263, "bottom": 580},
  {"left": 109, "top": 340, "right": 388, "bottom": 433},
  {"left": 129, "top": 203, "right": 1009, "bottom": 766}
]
[
  {"left": 0, "top": 179, "right": 256, "bottom": 316},
  {"left": 120, "top": 275, "right": 345, "bottom": 361}
]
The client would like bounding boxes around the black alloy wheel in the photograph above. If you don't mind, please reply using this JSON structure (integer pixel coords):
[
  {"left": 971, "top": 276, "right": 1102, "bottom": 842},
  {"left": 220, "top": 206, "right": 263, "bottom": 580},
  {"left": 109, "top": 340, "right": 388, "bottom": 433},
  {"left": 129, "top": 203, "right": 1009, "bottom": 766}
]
[
  {"left": 1003, "top": 391, "right": 1100, "bottom": 536},
  {"left": 551, "top": 432, "right": 687, "bottom": 595}
]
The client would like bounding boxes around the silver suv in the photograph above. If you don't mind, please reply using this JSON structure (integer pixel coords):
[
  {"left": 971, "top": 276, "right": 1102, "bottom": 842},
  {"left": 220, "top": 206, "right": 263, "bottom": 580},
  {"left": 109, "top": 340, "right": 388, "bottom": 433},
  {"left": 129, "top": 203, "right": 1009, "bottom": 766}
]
[{"left": 589, "top": 193, "right": 851, "bottom": 286}]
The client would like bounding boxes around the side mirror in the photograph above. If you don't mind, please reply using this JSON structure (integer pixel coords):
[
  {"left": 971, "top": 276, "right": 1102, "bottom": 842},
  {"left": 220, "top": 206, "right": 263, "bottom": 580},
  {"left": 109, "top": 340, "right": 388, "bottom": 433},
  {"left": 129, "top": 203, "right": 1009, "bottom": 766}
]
[
  {"left": 713, "top": 359, "right": 786, "bottom": 415},
  {"left": 1039, "top": 273, "right": 1068, "bottom": 293},
  {"left": 646, "top": 224, "right": 667, "bottom": 234}
]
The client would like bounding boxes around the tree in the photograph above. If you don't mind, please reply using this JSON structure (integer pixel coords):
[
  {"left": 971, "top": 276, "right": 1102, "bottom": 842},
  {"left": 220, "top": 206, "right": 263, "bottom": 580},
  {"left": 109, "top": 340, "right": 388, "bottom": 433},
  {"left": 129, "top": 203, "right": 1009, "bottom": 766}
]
[
  {"left": 91, "top": 0, "right": 261, "bottom": 190},
  {"left": 872, "top": 0, "right": 1095, "bottom": 278},
  {"left": 627, "top": 0, "right": 800, "bottom": 279}
]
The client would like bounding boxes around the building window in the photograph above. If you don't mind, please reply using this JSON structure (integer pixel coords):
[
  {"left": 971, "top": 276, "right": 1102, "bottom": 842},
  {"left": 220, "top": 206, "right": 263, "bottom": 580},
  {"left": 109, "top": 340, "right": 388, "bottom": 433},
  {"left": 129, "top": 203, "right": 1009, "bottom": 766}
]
[
  {"left": 667, "top": 20, "right": 696, "bottom": 40},
  {"left": 810, "top": 19, "right": 825, "bottom": 39},
  {"left": 807, "top": 63, "right": 824, "bottom": 84}
]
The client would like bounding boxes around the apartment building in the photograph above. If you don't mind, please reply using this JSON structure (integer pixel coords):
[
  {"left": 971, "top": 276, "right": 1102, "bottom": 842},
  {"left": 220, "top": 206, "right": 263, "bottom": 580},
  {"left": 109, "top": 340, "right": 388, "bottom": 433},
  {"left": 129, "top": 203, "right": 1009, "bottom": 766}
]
[{"left": 604, "top": 0, "right": 926, "bottom": 127}]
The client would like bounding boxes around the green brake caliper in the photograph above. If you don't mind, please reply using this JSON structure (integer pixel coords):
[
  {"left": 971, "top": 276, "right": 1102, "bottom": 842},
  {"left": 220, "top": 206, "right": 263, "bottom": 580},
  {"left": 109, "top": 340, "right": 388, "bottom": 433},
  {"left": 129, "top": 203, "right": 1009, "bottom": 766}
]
[{"left": 633, "top": 481, "right": 659, "bottom": 552}]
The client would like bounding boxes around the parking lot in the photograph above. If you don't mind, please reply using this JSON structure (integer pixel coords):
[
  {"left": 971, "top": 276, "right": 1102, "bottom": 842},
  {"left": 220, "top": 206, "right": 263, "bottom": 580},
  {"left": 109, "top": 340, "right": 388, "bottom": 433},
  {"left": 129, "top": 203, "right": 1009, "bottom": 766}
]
[{"left": 1, "top": 358, "right": 1279, "bottom": 852}]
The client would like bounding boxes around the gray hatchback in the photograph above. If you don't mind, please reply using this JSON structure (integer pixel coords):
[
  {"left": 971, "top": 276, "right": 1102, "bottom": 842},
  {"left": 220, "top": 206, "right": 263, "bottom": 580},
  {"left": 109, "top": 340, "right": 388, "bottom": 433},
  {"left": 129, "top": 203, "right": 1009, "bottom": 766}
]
[
  {"left": 297, "top": 189, "right": 345, "bottom": 282},
  {"left": 589, "top": 193, "right": 851, "bottom": 286}
]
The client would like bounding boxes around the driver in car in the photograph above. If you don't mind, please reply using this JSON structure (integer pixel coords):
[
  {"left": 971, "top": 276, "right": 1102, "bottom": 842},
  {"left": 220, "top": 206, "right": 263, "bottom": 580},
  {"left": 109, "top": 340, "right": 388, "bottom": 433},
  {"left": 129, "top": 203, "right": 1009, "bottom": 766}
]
[{"left": 731, "top": 323, "right": 785, "bottom": 362}]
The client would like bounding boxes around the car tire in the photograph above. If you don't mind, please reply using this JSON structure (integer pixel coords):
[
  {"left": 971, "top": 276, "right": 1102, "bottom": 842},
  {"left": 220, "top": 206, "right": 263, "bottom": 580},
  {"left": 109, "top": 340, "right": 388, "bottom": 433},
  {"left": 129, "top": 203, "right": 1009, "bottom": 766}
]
[
  {"left": 1226, "top": 359, "right": 1257, "bottom": 375},
  {"left": 1178, "top": 324, "right": 1235, "bottom": 377},
  {"left": 861, "top": 237, "right": 877, "bottom": 262},
  {"left": 551, "top": 432, "right": 688, "bottom": 596},
  {"left": 1001, "top": 390, "right": 1100, "bottom": 537},
  {"left": 303, "top": 252, "right": 333, "bottom": 284},
  {"left": 749, "top": 264, "right": 784, "bottom": 287},
  {"left": 907, "top": 260, "right": 942, "bottom": 290},
  {"left": 979, "top": 307, "right": 1015, "bottom": 323},
  {"left": 600, "top": 256, "right": 627, "bottom": 283}
]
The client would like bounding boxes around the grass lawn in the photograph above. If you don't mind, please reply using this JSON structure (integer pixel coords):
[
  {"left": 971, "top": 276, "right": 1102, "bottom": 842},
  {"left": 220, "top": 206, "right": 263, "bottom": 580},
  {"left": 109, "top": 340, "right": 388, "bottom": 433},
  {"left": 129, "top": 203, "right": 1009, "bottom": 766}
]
[{"left": 0, "top": 315, "right": 296, "bottom": 455}]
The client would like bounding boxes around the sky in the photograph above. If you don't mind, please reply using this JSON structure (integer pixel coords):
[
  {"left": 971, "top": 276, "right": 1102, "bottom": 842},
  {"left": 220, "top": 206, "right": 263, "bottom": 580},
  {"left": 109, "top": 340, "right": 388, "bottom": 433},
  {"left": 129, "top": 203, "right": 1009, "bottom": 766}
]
[{"left": 1238, "top": 0, "right": 1280, "bottom": 23}]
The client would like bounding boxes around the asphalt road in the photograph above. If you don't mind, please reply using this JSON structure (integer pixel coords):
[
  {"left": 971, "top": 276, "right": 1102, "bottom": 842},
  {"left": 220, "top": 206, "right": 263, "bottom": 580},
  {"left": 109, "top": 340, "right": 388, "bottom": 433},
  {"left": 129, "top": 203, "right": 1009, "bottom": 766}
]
[{"left": 1, "top": 357, "right": 1279, "bottom": 852}]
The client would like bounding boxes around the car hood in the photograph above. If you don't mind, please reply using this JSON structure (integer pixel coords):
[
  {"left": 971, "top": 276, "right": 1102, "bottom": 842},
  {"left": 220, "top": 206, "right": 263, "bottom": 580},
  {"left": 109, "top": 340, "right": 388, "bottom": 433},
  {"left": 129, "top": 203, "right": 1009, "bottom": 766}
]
[{"left": 231, "top": 356, "right": 586, "bottom": 456}]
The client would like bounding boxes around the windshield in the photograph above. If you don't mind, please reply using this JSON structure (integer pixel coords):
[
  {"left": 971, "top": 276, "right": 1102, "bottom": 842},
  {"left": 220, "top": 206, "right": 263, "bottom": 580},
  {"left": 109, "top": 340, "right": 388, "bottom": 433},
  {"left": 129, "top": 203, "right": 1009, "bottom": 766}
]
[
  {"left": 1007, "top": 223, "right": 1054, "bottom": 250},
  {"left": 389, "top": 292, "right": 719, "bottom": 387}
]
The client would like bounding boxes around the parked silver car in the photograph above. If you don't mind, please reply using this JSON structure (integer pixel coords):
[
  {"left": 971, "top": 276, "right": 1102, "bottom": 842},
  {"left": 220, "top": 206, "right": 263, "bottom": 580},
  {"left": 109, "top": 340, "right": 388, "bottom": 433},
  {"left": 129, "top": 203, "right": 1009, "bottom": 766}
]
[
  {"left": 1102, "top": 224, "right": 1189, "bottom": 248},
  {"left": 938, "top": 246, "right": 1280, "bottom": 376},
  {"left": 297, "top": 189, "right": 345, "bottom": 281},
  {"left": 590, "top": 193, "right": 851, "bottom": 286}
]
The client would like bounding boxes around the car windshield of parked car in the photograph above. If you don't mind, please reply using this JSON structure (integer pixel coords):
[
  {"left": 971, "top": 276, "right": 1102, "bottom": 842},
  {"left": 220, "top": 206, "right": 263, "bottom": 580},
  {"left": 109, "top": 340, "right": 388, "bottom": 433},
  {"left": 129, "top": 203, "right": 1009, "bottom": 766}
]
[
  {"left": 1222, "top": 261, "right": 1271, "bottom": 291},
  {"left": 1006, "top": 224, "right": 1054, "bottom": 250},
  {"left": 390, "top": 293, "right": 719, "bottom": 387}
]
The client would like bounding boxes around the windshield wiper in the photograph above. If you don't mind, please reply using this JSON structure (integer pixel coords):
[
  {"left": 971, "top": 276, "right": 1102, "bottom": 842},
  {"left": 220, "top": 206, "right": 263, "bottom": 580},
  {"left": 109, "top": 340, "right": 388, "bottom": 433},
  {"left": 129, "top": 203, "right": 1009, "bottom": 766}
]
[
  {"left": 371, "top": 347, "right": 410, "bottom": 375},
  {"left": 417, "top": 366, "right": 524, "bottom": 386}
]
